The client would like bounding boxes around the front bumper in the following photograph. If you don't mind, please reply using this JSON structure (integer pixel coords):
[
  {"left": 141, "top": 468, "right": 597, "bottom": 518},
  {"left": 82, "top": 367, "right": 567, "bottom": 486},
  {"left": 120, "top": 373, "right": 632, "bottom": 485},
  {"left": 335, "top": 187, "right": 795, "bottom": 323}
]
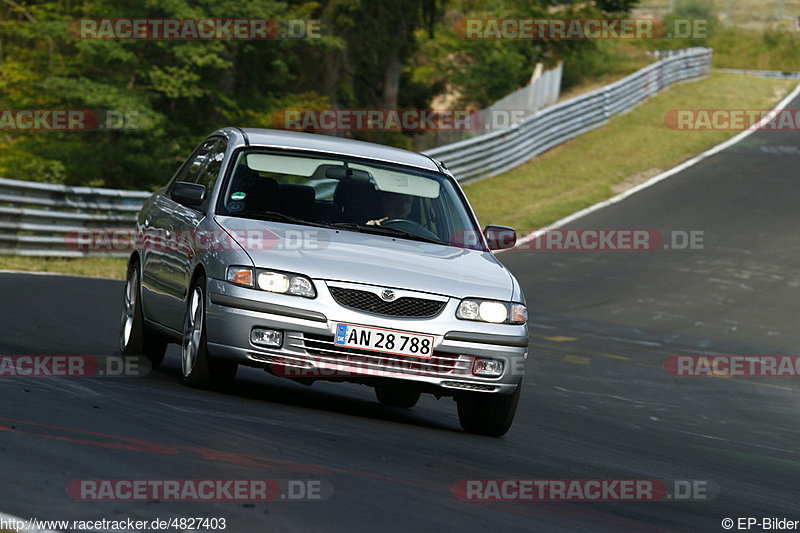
[{"left": 205, "top": 278, "right": 528, "bottom": 395}]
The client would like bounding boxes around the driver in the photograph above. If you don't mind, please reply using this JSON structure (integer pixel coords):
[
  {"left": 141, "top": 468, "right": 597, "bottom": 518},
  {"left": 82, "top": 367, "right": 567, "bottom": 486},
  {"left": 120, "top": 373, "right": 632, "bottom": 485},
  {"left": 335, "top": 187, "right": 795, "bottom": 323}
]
[{"left": 366, "top": 192, "right": 413, "bottom": 226}]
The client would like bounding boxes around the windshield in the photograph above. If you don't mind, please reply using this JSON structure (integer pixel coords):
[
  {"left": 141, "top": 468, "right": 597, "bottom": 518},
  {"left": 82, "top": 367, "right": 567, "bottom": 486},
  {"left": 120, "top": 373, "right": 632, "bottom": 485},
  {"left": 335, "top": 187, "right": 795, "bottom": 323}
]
[{"left": 216, "top": 149, "right": 483, "bottom": 250}]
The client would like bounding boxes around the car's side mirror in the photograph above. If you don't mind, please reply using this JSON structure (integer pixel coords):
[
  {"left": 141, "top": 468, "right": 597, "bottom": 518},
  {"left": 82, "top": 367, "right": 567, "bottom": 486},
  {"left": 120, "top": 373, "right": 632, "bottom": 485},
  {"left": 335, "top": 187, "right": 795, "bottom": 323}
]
[
  {"left": 172, "top": 181, "right": 206, "bottom": 209},
  {"left": 484, "top": 225, "right": 517, "bottom": 250}
]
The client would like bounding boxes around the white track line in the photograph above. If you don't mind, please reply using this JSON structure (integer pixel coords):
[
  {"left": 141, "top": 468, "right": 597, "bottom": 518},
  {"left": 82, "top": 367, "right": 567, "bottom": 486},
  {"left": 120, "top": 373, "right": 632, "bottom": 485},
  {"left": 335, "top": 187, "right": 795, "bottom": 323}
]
[{"left": 508, "top": 81, "right": 800, "bottom": 250}]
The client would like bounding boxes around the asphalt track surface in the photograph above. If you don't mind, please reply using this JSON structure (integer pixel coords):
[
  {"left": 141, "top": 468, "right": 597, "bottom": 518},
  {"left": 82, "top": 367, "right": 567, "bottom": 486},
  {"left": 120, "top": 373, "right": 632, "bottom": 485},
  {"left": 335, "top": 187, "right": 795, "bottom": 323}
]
[{"left": 2, "top": 99, "right": 800, "bottom": 532}]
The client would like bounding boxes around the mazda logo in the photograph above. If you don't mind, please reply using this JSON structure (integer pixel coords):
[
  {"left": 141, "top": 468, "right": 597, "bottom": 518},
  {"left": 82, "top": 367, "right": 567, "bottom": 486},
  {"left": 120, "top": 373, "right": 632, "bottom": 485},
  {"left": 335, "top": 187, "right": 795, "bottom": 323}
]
[{"left": 380, "top": 289, "right": 396, "bottom": 302}]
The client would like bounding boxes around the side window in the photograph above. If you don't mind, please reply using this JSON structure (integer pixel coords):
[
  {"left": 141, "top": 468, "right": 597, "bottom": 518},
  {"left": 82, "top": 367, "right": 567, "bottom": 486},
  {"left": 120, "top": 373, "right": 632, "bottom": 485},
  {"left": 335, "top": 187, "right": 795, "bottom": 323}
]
[
  {"left": 172, "top": 139, "right": 217, "bottom": 186},
  {"left": 196, "top": 138, "right": 227, "bottom": 192}
]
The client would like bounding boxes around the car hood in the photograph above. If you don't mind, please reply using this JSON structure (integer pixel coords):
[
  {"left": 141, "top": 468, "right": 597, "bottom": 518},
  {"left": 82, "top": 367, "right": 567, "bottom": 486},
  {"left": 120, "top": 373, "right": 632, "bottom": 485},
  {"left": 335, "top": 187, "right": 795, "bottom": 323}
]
[{"left": 215, "top": 216, "right": 514, "bottom": 300}]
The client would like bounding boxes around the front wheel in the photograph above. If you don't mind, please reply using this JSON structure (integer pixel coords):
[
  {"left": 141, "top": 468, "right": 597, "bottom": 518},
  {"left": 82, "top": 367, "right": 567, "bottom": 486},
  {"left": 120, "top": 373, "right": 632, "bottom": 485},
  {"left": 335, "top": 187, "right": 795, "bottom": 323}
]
[
  {"left": 456, "top": 381, "right": 522, "bottom": 437},
  {"left": 119, "top": 262, "right": 167, "bottom": 368},
  {"left": 181, "top": 275, "right": 237, "bottom": 390}
]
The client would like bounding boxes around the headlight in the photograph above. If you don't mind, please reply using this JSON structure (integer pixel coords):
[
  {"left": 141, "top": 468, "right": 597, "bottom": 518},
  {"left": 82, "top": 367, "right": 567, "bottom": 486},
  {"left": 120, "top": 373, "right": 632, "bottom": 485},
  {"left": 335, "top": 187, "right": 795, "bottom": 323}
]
[
  {"left": 478, "top": 301, "right": 507, "bottom": 323},
  {"left": 226, "top": 266, "right": 316, "bottom": 298},
  {"left": 258, "top": 272, "right": 290, "bottom": 293},
  {"left": 456, "top": 299, "right": 527, "bottom": 324},
  {"left": 288, "top": 276, "right": 315, "bottom": 298}
]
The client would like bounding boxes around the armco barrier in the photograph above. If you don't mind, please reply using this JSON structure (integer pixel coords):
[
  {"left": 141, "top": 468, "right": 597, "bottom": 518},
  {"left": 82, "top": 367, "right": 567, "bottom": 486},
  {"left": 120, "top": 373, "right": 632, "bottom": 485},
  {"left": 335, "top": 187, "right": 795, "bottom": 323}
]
[
  {"left": 424, "top": 47, "right": 713, "bottom": 183},
  {"left": 0, "top": 178, "right": 150, "bottom": 257}
]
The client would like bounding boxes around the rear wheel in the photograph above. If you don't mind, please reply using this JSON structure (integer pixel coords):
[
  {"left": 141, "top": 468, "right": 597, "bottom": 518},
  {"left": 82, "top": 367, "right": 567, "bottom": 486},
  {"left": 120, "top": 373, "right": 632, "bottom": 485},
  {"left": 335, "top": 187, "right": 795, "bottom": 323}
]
[
  {"left": 375, "top": 385, "right": 421, "bottom": 409},
  {"left": 456, "top": 381, "right": 522, "bottom": 437},
  {"left": 181, "top": 274, "right": 237, "bottom": 390},
  {"left": 119, "top": 261, "right": 167, "bottom": 368}
]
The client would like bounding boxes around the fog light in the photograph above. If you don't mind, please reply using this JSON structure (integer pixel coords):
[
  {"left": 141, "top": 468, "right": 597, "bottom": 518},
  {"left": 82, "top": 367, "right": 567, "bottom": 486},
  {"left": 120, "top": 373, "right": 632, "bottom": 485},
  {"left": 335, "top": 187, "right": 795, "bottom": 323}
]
[
  {"left": 473, "top": 358, "right": 504, "bottom": 377},
  {"left": 251, "top": 328, "right": 283, "bottom": 348}
]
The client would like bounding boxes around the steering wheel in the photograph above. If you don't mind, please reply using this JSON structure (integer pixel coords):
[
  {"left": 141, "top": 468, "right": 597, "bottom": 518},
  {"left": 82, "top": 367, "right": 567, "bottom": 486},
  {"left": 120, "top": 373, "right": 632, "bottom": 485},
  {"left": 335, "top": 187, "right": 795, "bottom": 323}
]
[{"left": 380, "top": 218, "right": 441, "bottom": 241}]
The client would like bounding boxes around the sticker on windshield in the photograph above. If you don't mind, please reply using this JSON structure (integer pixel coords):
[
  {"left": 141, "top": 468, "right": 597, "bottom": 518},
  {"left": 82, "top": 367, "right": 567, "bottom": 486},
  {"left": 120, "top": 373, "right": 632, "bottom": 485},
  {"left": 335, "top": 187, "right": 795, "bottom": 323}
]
[{"left": 231, "top": 192, "right": 246, "bottom": 201}]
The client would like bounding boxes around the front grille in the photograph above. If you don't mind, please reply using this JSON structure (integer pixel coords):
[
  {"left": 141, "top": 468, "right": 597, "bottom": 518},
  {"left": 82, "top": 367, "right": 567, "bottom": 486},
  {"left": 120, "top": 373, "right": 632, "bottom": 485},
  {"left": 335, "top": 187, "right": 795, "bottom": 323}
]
[
  {"left": 300, "top": 334, "right": 469, "bottom": 377},
  {"left": 328, "top": 287, "right": 445, "bottom": 318}
]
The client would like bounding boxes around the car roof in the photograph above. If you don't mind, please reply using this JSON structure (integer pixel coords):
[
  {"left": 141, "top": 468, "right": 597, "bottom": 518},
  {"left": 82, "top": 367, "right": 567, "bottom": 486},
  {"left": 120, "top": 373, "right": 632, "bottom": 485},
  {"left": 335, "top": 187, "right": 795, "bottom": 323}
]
[{"left": 214, "top": 127, "right": 441, "bottom": 172}]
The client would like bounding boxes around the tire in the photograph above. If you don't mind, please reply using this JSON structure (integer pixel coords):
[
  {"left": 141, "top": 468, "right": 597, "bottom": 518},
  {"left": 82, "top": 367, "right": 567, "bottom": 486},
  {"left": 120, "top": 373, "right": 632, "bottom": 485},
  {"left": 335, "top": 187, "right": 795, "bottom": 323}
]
[
  {"left": 375, "top": 385, "right": 421, "bottom": 409},
  {"left": 181, "top": 274, "right": 237, "bottom": 390},
  {"left": 456, "top": 380, "right": 522, "bottom": 437},
  {"left": 119, "top": 261, "right": 167, "bottom": 368}
]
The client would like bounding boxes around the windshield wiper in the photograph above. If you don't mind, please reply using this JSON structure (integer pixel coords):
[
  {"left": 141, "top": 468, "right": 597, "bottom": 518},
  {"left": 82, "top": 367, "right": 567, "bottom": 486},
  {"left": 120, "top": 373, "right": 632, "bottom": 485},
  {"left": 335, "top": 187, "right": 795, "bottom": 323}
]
[
  {"left": 330, "top": 223, "right": 447, "bottom": 246},
  {"left": 232, "top": 211, "right": 328, "bottom": 228}
]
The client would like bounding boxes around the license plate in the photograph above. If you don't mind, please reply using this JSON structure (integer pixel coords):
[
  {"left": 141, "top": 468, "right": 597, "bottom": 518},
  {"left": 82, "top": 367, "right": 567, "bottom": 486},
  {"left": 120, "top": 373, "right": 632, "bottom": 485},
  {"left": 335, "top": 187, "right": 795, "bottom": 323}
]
[{"left": 334, "top": 323, "right": 434, "bottom": 359}]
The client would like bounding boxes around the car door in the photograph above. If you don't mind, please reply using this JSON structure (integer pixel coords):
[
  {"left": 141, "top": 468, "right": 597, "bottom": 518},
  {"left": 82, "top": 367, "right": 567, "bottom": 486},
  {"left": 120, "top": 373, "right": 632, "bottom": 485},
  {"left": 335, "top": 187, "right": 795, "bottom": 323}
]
[
  {"left": 141, "top": 138, "right": 219, "bottom": 330},
  {"left": 159, "top": 137, "right": 228, "bottom": 331}
]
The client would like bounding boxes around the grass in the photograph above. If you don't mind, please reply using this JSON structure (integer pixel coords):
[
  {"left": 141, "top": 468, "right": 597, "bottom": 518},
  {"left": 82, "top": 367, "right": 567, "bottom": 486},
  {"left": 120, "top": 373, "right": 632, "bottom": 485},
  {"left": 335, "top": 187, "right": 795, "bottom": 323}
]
[
  {"left": 632, "top": 1, "right": 800, "bottom": 71},
  {"left": 463, "top": 72, "right": 797, "bottom": 230},
  {"left": 0, "top": 255, "right": 127, "bottom": 279},
  {"left": 633, "top": 0, "right": 800, "bottom": 30},
  {"left": 711, "top": 28, "right": 800, "bottom": 71},
  {"left": 638, "top": 26, "right": 800, "bottom": 72}
]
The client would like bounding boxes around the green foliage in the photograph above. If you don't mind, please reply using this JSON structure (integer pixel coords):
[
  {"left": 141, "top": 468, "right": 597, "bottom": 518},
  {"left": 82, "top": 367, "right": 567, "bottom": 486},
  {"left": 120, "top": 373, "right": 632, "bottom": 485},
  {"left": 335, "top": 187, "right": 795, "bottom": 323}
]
[
  {"left": 0, "top": 0, "right": 338, "bottom": 189},
  {"left": 410, "top": 28, "right": 537, "bottom": 108},
  {"left": 0, "top": 0, "right": 652, "bottom": 189},
  {"left": 595, "top": 0, "right": 640, "bottom": 13},
  {"left": 409, "top": 0, "right": 650, "bottom": 107},
  {"left": 560, "top": 40, "right": 652, "bottom": 89}
]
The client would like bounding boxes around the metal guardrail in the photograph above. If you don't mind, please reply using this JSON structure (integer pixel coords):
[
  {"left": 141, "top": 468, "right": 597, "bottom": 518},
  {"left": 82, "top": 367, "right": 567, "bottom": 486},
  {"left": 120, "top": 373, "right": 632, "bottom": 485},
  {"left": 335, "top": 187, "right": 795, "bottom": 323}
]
[
  {"left": 425, "top": 48, "right": 713, "bottom": 183},
  {"left": 0, "top": 48, "right": 712, "bottom": 257},
  {"left": 0, "top": 177, "right": 150, "bottom": 257}
]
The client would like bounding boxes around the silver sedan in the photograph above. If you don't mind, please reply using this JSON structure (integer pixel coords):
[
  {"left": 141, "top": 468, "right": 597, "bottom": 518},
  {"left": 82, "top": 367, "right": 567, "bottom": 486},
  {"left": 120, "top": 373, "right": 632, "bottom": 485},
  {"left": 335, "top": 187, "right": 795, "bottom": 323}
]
[{"left": 119, "top": 128, "right": 528, "bottom": 436}]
